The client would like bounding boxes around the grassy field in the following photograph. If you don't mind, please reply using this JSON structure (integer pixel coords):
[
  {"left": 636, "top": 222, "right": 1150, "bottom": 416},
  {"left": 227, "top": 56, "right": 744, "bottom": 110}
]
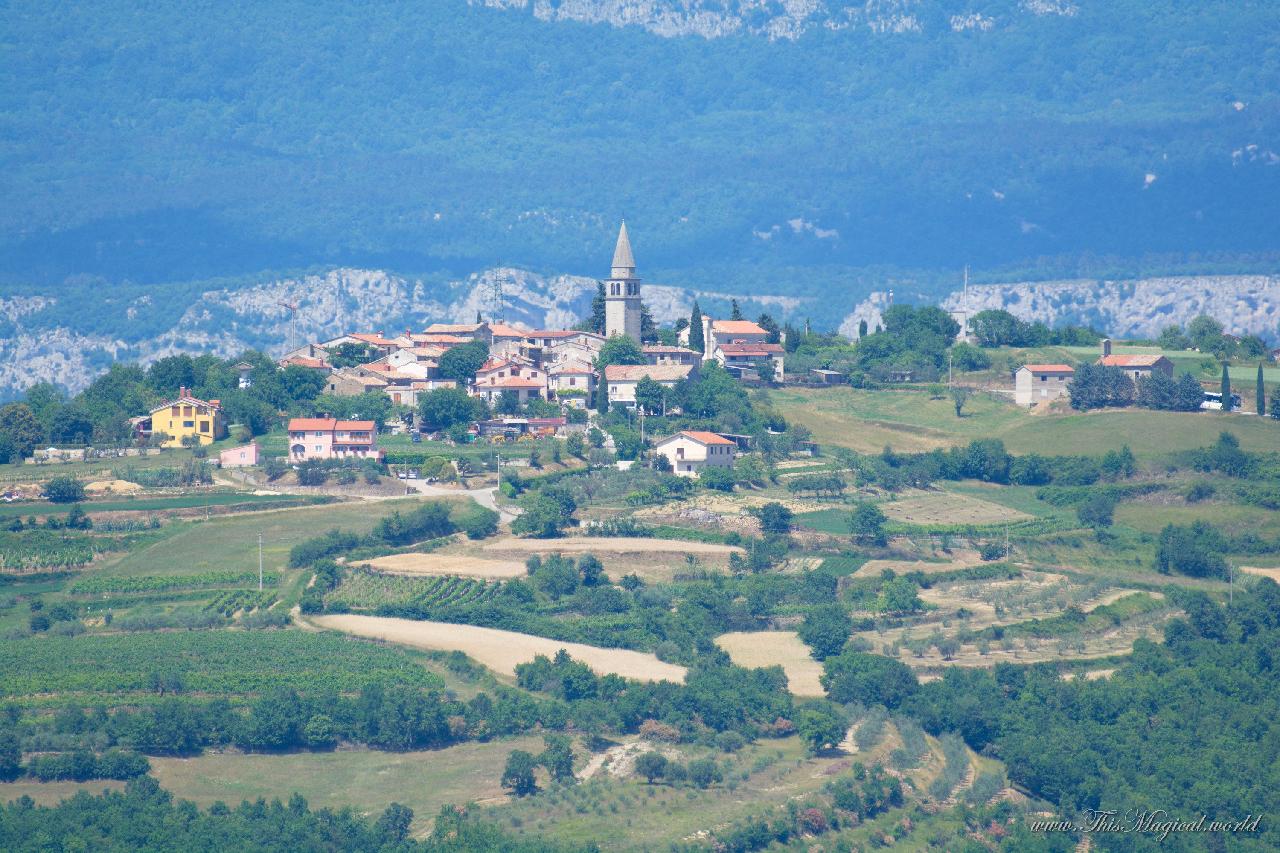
[
  {"left": 714, "top": 631, "right": 824, "bottom": 696},
  {"left": 95, "top": 497, "right": 448, "bottom": 578},
  {"left": 1114, "top": 500, "right": 1278, "bottom": 536},
  {"left": 776, "top": 385, "right": 1279, "bottom": 458},
  {"left": 0, "top": 736, "right": 546, "bottom": 833},
  {"left": 0, "top": 492, "right": 328, "bottom": 521},
  {"left": 0, "top": 449, "right": 198, "bottom": 484}
]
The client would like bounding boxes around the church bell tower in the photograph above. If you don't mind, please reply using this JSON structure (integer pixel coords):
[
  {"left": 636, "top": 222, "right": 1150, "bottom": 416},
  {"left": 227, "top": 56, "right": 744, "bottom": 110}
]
[{"left": 604, "top": 221, "right": 642, "bottom": 343}]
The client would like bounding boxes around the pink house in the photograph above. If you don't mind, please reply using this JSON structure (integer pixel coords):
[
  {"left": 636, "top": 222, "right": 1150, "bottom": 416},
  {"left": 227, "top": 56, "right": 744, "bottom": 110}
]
[
  {"left": 287, "top": 418, "right": 381, "bottom": 461},
  {"left": 218, "top": 442, "right": 260, "bottom": 468}
]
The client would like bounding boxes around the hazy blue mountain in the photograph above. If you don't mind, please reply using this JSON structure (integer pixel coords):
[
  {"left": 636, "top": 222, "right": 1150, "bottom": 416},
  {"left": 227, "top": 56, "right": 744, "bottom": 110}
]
[{"left": 2, "top": 0, "right": 1278, "bottom": 334}]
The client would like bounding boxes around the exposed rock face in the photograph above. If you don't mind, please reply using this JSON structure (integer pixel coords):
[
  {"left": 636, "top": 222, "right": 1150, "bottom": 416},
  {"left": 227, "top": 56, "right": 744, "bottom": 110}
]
[
  {"left": 0, "top": 267, "right": 807, "bottom": 396},
  {"left": 472, "top": 0, "right": 1068, "bottom": 41},
  {"left": 841, "top": 275, "right": 1280, "bottom": 342}
]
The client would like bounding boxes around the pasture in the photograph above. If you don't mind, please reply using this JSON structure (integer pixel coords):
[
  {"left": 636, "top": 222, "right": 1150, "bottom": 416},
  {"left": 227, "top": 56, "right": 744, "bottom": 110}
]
[{"left": 714, "top": 631, "right": 825, "bottom": 696}]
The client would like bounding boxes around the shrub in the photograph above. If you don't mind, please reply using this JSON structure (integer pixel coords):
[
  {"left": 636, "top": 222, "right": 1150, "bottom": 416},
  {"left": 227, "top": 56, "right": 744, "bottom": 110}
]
[
  {"left": 42, "top": 476, "right": 85, "bottom": 504},
  {"left": 457, "top": 505, "right": 500, "bottom": 540}
]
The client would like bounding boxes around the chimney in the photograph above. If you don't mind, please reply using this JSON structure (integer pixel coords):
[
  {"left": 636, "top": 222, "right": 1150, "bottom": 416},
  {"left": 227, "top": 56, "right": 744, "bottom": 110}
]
[
  {"left": 1101, "top": 338, "right": 1112, "bottom": 357},
  {"left": 179, "top": 386, "right": 187, "bottom": 398}
]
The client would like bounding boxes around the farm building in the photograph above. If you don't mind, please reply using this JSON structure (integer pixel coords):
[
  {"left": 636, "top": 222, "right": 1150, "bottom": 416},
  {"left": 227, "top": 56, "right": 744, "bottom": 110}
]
[
  {"left": 1097, "top": 339, "right": 1174, "bottom": 382},
  {"left": 1014, "top": 364, "right": 1075, "bottom": 407},
  {"left": 655, "top": 430, "right": 736, "bottom": 478}
]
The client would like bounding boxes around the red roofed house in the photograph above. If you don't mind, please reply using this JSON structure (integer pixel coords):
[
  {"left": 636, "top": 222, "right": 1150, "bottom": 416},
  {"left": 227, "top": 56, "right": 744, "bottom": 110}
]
[
  {"left": 147, "top": 387, "right": 226, "bottom": 447},
  {"left": 287, "top": 418, "right": 381, "bottom": 462},
  {"left": 1014, "top": 364, "right": 1075, "bottom": 407},
  {"left": 1096, "top": 339, "right": 1173, "bottom": 382},
  {"left": 548, "top": 360, "right": 596, "bottom": 407},
  {"left": 471, "top": 358, "right": 547, "bottom": 406},
  {"left": 683, "top": 317, "right": 785, "bottom": 377},
  {"left": 654, "top": 430, "right": 736, "bottom": 478}
]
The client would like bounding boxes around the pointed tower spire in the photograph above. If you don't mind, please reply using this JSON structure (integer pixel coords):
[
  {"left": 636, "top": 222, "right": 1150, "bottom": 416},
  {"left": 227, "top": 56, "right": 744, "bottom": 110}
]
[{"left": 611, "top": 221, "right": 635, "bottom": 276}]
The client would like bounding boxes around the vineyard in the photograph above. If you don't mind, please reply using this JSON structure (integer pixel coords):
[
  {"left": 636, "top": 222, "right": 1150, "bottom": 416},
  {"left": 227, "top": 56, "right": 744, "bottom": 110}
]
[
  {"left": 0, "top": 630, "right": 446, "bottom": 700},
  {"left": 0, "top": 530, "right": 140, "bottom": 570},
  {"left": 203, "top": 590, "right": 278, "bottom": 617},
  {"left": 69, "top": 571, "right": 280, "bottom": 595},
  {"left": 325, "top": 568, "right": 501, "bottom": 612}
]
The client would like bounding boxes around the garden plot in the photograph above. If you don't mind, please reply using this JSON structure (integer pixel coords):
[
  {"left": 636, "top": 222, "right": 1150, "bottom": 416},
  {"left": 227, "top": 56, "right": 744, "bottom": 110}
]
[
  {"left": 358, "top": 552, "right": 526, "bottom": 578},
  {"left": 879, "top": 489, "right": 1031, "bottom": 526},
  {"left": 714, "top": 631, "right": 825, "bottom": 697},
  {"left": 483, "top": 537, "right": 743, "bottom": 556},
  {"left": 853, "top": 549, "right": 982, "bottom": 579},
  {"left": 311, "top": 614, "right": 687, "bottom": 683}
]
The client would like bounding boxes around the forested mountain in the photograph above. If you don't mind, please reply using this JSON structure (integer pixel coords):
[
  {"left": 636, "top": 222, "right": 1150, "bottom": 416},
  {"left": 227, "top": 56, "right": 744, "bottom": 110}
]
[{"left": 2, "top": 0, "right": 1278, "bottom": 381}]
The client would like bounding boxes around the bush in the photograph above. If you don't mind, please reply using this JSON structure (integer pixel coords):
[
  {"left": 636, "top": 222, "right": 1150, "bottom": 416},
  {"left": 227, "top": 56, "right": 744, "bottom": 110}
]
[
  {"left": 457, "top": 505, "right": 500, "bottom": 540},
  {"left": 42, "top": 477, "right": 85, "bottom": 504},
  {"left": 698, "top": 466, "right": 735, "bottom": 492}
]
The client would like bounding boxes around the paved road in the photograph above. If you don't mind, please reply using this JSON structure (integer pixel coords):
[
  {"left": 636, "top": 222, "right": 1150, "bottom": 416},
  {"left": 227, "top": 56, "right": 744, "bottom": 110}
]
[{"left": 404, "top": 479, "right": 520, "bottom": 523}]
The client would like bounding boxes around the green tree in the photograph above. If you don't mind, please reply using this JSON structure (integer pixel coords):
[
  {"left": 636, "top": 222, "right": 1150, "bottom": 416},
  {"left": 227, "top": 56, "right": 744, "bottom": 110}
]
[
  {"left": 687, "top": 758, "right": 722, "bottom": 789},
  {"left": 43, "top": 476, "right": 85, "bottom": 504},
  {"left": 795, "top": 704, "right": 846, "bottom": 755},
  {"left": 1271, "top": 385, "right": 1280, "bottom": 420},
  {"left": 596, "top": 335, "right": 645, "bottom": 370},
  {"left": 858, "top": 319, "right": 869, "bottom": 338},
  {"left": 729, "top": 299, "right": 743, "bottom": 320},
  {"left": 1221, "top": 362, "right": 1231, "bottom": 411},
  {"left": 418, "top": 386, "right": 482, "bottom": 431},
  {"left": 950, "top": 385, "right": 970, "bottom": 417},
  {"left": 512, "top": 494, "right": 573, "bottom": 538},
  {"left": 325, "top": 342, "right": 374, "bottom": 369},
  {"left": 1077, "top": 491, "right": 1117, "bottom": 528},
  {"left": 699, "top": 465, "right": 735, "bottom": 492},
  {"left": 501, "top": 749, "right": 538, "bottom": 796},
  {"left": 634, "top": 375, "right": 666, "bottom": 415},
  {"left": 1187, "top": 315, "right": 1226, "bottom": 354},
  {"left": 0, "top": 730, "right": 21, "bottom": 781},
  {"left": 798, "top": 604, "right": 853, "bottom": 659},
  {"left": 848, "top": 501, "right": 887, "bottom": 546},
  {"left": 688, "top": 301, "right": 705, "bottom": 354},
  {"left": 437, "top": 339, "right": 490, "bottom": 383},
  {"left": 585, "top": 282, "right": 607, "bottom": 334},
  {"left": 0, "top": 403, "right": 44, "bottom": 458},
  {"left": 754, "top": 501, "right": 793, "bottom": 535},
  {"left": 539, "top": 734, "right": 575, "bottom": 783},
  {"left": 634, "top": 751, "right": 668, "bottom": 784},
  {"left": 821, "top": 651, "right": 918, "bottom": 709},
  {"left": 877, "top": 577, "right": 923, "bottom": 613},
  {"left": 1257, "top": 362, "right": 1266, "bottom": 416}
]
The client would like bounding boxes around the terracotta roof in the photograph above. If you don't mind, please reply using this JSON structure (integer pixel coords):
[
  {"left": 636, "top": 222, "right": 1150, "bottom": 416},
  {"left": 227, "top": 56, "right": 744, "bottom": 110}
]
[
  {"left": 415, "top": 334, "right": 471, "bottom": 345},
  {"left": 488, "top": 323, "right": 530, "bottom": 338},
  {"left": 604, "top": 364, "right": 693, "bottom": 382},
  {"left": 335, "top": 420, "right": 375, "bottom": 431},
  {"left": 1099, "top": 355, "right": 1167, "bottom": 367},
  {"left": 1020, "top": 363, "right": 1075, "bottom": 373},
  {"left": 552, "top": 365, "right": 595, "bottom": 375},
  {"left": 349, "top": 333, "right": 399, "bottom": 348},
  {"left": 288, "top": 417, "right": 337, "bottom": 431},
  {"left": 280, "top": 356, "right": 330, "bottom": 369},
  {"left": 149, "top": 387, "right": 222, "bottom": 414},
  {"left": 712, "top": 320, "right": 768, "bottom": 336},
  {"left": 478, "top": 375, "right": 546, "bottom": 390},
  {"left": 643, "top": 345, "right": 698, "bottom": 354},
  {"left": 666, "top": 430, "right": 735, "bottom": 446},
  {"left": 332, "top": 370, "right": 387, "bottom": 387},
  {"left": 525, "top": 329, "right": 581, "bottom": 339},
  {"left": 718, "top": 343, "right": 783, "bottom": 356},
  {"left": 405, "top": 346, "right": 446, "bottom": 357}
]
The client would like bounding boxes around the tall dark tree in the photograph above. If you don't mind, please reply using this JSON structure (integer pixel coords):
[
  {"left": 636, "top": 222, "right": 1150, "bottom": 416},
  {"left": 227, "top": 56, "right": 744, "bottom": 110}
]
[
  {"left": 1221, "top": 362, "right": 1231, "bottom": 411},
  {"left": 688, "top": 301, "right": 705, "bottom": 353},
  {"left": 857, "top": 319, "right": 868, "bottom": 339},
  {"left": 583, "top": 282, "right": 607, "bottom": 334},
  {"left": 757, "top": 312, "right": 781, "bottom": 344},
  {"left": 729, "top": 299, "right": 743, "bottom": 320},
  {"left": 1257, "top": 362, "right": 1266, "bottom": 416}
]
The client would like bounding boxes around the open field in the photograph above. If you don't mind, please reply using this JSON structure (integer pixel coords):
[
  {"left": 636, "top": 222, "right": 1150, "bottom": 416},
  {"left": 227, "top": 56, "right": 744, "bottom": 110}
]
[
  {"left": 879, "top": 489, "right": 1031, "bottom": 526},
  {"left": 0, "top": 491, "right": 327, "bottom": 521},
  {"left": 714, "top": 631, "right": 825, "bottom": 696},
  {"left": 0, "top": 738, "right": 546, "bottom": 833},
  {"left": 853, "top": 551, "right": 983, "bottom": 579},
  {"left": 774, "top": 385, "right": 1280, "bottom": 458},
  {"left": 483, "top": 537, "right": 743, "bottom": 556},
  {"left": 311, "top": 614, "right": 687, "bottom": 683},
  {"left": 95, "top": 497, "right": 445, "bottom": 578},
  {"left": 1241, "top": 566, "right": 1280, "bottom": 582},
  {"left": 1114, "top": 501, "right": 1279, "bottom": 536},
  {"left": 359, "top": 552, "right": 527, "bottom": 578}
]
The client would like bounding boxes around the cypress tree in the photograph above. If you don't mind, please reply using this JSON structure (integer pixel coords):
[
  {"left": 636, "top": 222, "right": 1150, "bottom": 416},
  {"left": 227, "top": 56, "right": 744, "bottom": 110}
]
[
  {"left": 1221, "top": 362, "right": 1231, "bottom": 411},
  {"left": 858, "top": 319, "right": 868, "bottom": 338},
  {"left": 730, "top": 299, "right": 743, "bottom": 320},
  {"left": 1257, "top": 362, "right": 1266, "bottom": 416},
  {"left": 688, "top": 301, "right": 704, "bottom": 354}
]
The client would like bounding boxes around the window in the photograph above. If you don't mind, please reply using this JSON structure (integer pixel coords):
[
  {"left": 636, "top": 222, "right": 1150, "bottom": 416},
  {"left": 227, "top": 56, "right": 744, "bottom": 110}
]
[
  {"left": 183, "top": 420, "right": 194, "bottom": 428},
  {"left": 183, "top": 406, "right": 193, "bottom": 416},
  {"left": 1041, "top": 375, "right": 1047, "bottom": 382},
  {"left": 676, "top": 447, "right": 685, "bottom": 459},
  {"left": 314, "top": 445, "right": 322, "bottom": 453},
  {"left": 198, "top": 421, "right": 209, "bottom": 433},
  {"left": 568, "top": 377, "right": 576, "bottom": 386},
  {"left": 170, "top": 406, "right": 180, "bottom": 416}
]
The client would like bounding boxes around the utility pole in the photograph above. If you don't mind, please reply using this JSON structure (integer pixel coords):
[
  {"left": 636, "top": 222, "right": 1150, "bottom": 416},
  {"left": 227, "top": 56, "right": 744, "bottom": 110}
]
[
  {"left": 495, "top": 449, "right": 501, "bottom": 492},
  {"left": 1004, "top": 526, "right": 1010, "bottom": 560},
  {"left": 258, "top": 532, "right": 264, "bottom": 592}
]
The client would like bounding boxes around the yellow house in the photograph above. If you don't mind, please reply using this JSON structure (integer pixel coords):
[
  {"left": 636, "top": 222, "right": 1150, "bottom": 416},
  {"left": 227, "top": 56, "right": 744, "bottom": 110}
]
[{"left": 148, "top": 386, "right": 226, "bottom": 447}]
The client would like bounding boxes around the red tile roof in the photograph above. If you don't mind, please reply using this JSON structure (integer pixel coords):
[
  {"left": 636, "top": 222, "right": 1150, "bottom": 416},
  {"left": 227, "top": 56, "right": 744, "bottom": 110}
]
[
  {"left": 718, "top": 343, "right": 784, "bottom": 356},
  {"left": 643, "top": 345, "right": 698, "bottom": 354},
  {"left": 288, "top": 417, "right": 337, "bottom": 431},
  {"left": 1021, "top": 364, "right": 1075, "bottom": 373},
  {"left": 712, "top": 320, "right": 768, "bottom": 336},
  {"left": 149, "top": 387, "right": 222, "bottom": 414},
  {"left": 674, "top": 430, "right": 736, "bottom": 446},
  {"left": 478, "top": 375, "right": 546, "bottom": 389},
  {"left": 604, "top": 364, "right": 692, "bottom": 382},
  {"left": 280, "top": 356, "right": 330, "bottom": 369},
  {"left": 1099, "top": 355, "right": 1168, "bottom": 368}
]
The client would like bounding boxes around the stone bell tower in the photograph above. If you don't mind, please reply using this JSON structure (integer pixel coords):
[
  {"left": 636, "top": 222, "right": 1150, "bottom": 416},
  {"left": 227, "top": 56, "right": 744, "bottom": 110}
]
[{"left": 604, "top": 221, "right": 642, "bottom": 343}]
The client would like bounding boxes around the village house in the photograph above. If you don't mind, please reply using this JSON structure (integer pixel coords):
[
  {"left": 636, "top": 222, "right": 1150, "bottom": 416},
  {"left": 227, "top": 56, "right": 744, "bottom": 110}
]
[
  {"left": 218, "top": 442, "right": 260, "bottom": 468},
  {"left": 603, "top": 363, "right": 692, "bottom": 408},
  {"left": 287, "top": 418, "right": 381, "bottom": 461},
  {"left": 643, "top": 345, "right": 701, "bottom": 369},
  {"left": 324, "top": 370, "right": 388, "bottom": 397},
  {"left": 423, "top": 322, "right": 492, "bottom": 347},
  {"left": 148, "top": 387, "right": 226, "bottom": 447},
  {"left": 683, "top": 317, "right": 785, "bottom": 376},
  {"left": 1014, "top": 363, "right": 1075, "bottom": 407},
  {"left": 654, "top": 430, "right": 736, "bottom": 478},
  {"left": 471, "top": 357, "right": 548, "bottom": 405},
  {"left": 547, "top": 361, "right": 596, "bottom": 407},
  {"left": 1096, "top": 339, "right": 1174, "bottom": 382}
]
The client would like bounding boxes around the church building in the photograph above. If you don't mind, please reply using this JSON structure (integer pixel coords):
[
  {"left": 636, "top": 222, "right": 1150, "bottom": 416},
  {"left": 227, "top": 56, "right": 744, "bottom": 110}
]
[{"left": 604, "top": 222, "right": 642, "bottom": 343}]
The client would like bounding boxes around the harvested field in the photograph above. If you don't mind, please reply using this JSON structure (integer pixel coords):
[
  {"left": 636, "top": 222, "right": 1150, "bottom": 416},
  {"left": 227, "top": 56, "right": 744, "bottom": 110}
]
[
  {"left": 1241, "top": 566, "right": 1280, "bottom": 582},
  {"left": 311, "top": 614, "right": 687, "bottom": 683},
  {"left": 84, "top": 479, "right": 144, "bottom": 495},
  {"left": 880, "top": 490, "right": 1030, "bottom": 526},
  {"left": 853, "top": 550, "right": 982, "bottom": 579},
  {"left": 483, "top": 536, "right": 743, "bottom": 556},
  {"left": 359, "top": 552, "right": 526, "bottom": 578},
  {"left": 714, "top": 631, "right": 825, "bottom": 697}
]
